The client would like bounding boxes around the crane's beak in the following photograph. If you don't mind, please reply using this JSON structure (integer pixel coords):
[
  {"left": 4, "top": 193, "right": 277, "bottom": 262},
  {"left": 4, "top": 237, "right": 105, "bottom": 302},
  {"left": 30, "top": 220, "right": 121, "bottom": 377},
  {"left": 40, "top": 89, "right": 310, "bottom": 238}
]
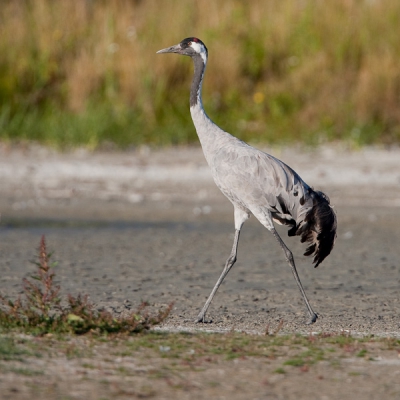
[{"left": 156, "top": 43, "right": 181, "bottom": 54}]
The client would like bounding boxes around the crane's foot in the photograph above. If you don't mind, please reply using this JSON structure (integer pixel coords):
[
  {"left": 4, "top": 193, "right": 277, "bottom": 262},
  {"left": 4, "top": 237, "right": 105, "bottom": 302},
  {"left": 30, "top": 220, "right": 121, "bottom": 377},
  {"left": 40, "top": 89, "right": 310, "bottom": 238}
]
[
  {"left": 195, "top": 312, "right": 212, "bottom": 323},
  {"left": 306, "top": 313, "right": 318, "bottom": 325}
]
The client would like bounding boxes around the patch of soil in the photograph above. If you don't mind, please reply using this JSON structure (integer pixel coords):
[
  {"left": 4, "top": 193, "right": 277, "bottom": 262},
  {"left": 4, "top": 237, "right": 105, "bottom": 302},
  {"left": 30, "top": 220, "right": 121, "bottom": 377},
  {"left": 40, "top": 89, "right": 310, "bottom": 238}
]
[{"left": 0, "top": 144, "right": 400, "bottom": 399}]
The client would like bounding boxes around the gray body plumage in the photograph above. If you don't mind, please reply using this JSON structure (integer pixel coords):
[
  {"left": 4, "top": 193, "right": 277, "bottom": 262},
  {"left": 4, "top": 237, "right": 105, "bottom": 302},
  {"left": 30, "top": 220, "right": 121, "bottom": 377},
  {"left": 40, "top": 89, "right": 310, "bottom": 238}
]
[
  {"left": 157, "top": 37, "right": 337, "bottom": 324},
  {"left": 192, "top": 108, "right": 310, "bottom": 226}
]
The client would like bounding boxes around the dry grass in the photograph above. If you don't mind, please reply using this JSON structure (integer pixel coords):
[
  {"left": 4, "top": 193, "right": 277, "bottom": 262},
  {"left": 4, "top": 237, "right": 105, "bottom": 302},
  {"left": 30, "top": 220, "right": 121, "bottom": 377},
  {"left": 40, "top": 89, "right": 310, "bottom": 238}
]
[
  {"left": 0, "top": 331, "right": 399, "bottom": 399},
  {"left": 0, "top": 236, "right": 172, "bottom": 335},
  {"left": 0, "top": 0, "right": 399, "bottom": 147}
]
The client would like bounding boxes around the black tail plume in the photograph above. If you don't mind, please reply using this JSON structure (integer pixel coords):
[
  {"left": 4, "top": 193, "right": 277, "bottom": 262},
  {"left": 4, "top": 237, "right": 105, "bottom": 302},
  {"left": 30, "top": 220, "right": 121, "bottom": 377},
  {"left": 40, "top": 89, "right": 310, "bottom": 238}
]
[{"left": 293, "top": 190, "right": 337, "bottom": 267}]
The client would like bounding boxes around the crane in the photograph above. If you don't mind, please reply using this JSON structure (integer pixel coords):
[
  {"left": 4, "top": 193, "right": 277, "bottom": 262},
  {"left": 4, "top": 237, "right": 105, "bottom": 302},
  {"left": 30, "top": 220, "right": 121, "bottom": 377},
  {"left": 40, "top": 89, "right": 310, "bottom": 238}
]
[{"left": 157, "top": 37, "right": 337, "bottom": 324}]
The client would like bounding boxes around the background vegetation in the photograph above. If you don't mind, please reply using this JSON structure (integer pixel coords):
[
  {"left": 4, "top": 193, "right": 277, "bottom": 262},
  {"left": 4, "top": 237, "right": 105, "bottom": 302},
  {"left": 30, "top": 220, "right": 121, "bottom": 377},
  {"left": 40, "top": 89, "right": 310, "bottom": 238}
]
[{"left": 1, "top": 0, "right": 399, "bottom": 149}]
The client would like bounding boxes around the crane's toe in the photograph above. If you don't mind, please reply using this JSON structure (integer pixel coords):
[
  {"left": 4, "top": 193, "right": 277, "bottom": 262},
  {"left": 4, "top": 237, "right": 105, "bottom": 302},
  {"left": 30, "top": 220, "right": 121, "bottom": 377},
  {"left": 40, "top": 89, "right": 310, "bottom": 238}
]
[
  {"left": 196, "top": 313, "right": 213, "bottom": 324},
  {"left": 306, "top": 313, "right": 318, "bottom": 325}
]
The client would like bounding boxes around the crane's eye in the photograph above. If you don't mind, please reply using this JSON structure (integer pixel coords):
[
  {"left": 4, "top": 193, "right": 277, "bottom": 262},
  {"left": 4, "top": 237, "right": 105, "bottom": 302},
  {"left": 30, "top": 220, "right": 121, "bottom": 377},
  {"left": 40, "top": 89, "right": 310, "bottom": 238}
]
[{"left": 188, "top": 41, "right": 192, "bottom": 46}]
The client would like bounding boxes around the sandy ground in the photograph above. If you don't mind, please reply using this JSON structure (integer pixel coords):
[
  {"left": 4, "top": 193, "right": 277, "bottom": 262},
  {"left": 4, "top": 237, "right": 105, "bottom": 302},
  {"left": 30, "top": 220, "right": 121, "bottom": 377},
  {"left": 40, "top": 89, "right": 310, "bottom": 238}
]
[
  {"left": 0, "top": 143, "right": 399, "bottom": 332},
  {"left": 0, "top": 143, "right": 400, "bottom": 399}
]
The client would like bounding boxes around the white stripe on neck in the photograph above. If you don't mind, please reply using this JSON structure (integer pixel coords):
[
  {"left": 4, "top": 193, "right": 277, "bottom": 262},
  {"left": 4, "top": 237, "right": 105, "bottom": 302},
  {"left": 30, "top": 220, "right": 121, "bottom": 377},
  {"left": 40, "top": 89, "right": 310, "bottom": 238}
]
[{"left": 191, "top": 41, "right": 207, "bottom": 63}]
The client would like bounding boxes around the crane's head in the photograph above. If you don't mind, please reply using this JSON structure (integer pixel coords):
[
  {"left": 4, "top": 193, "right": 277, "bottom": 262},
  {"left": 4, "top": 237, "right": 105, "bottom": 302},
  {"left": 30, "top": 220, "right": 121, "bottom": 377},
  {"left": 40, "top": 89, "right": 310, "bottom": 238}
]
[{"left": 157, "top": 37, "right": 208, "bottom": 63}]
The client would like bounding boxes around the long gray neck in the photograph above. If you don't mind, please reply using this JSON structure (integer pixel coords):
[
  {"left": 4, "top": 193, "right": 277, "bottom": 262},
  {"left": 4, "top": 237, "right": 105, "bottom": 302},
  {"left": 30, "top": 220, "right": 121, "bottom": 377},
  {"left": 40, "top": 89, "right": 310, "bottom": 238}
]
[
  {"left": 189, "top": 53, "right": 232, "bottom": 165},
  {"left": 190, "top": 54, "right": 206, "bottom": 107}
]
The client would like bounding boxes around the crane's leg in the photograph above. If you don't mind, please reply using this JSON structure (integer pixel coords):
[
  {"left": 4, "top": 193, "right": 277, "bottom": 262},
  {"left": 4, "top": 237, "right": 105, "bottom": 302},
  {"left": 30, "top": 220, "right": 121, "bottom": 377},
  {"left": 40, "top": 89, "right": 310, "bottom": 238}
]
[
  {"left": 196, "top": 229, "right": 240, "bottom": 323},
  {"left": 270, "top": 227, "right": 318, "bottom": 324},
  {"left": 250, "top": 208, "right": 317, "bottom": 324},
  {"left": 196, "top": 208, "right": 250, "bottom": 323}
]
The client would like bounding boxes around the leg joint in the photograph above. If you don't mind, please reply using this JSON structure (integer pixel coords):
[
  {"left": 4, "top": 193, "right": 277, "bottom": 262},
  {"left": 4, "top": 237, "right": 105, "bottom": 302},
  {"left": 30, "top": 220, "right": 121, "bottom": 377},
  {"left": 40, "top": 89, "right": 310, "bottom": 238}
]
[
  {"left": 285, "top": 250, "right": 294, "bottom": 264},
  {"left": 226, "top": 254, "right": 237, "bottom": 267}
]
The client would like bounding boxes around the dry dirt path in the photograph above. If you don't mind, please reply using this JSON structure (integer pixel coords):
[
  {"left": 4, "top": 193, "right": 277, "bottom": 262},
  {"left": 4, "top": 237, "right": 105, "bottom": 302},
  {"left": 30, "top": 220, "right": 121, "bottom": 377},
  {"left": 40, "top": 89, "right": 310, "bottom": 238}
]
[{"left": 0, "top": 144, "right": 399, "bottom": 399}]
